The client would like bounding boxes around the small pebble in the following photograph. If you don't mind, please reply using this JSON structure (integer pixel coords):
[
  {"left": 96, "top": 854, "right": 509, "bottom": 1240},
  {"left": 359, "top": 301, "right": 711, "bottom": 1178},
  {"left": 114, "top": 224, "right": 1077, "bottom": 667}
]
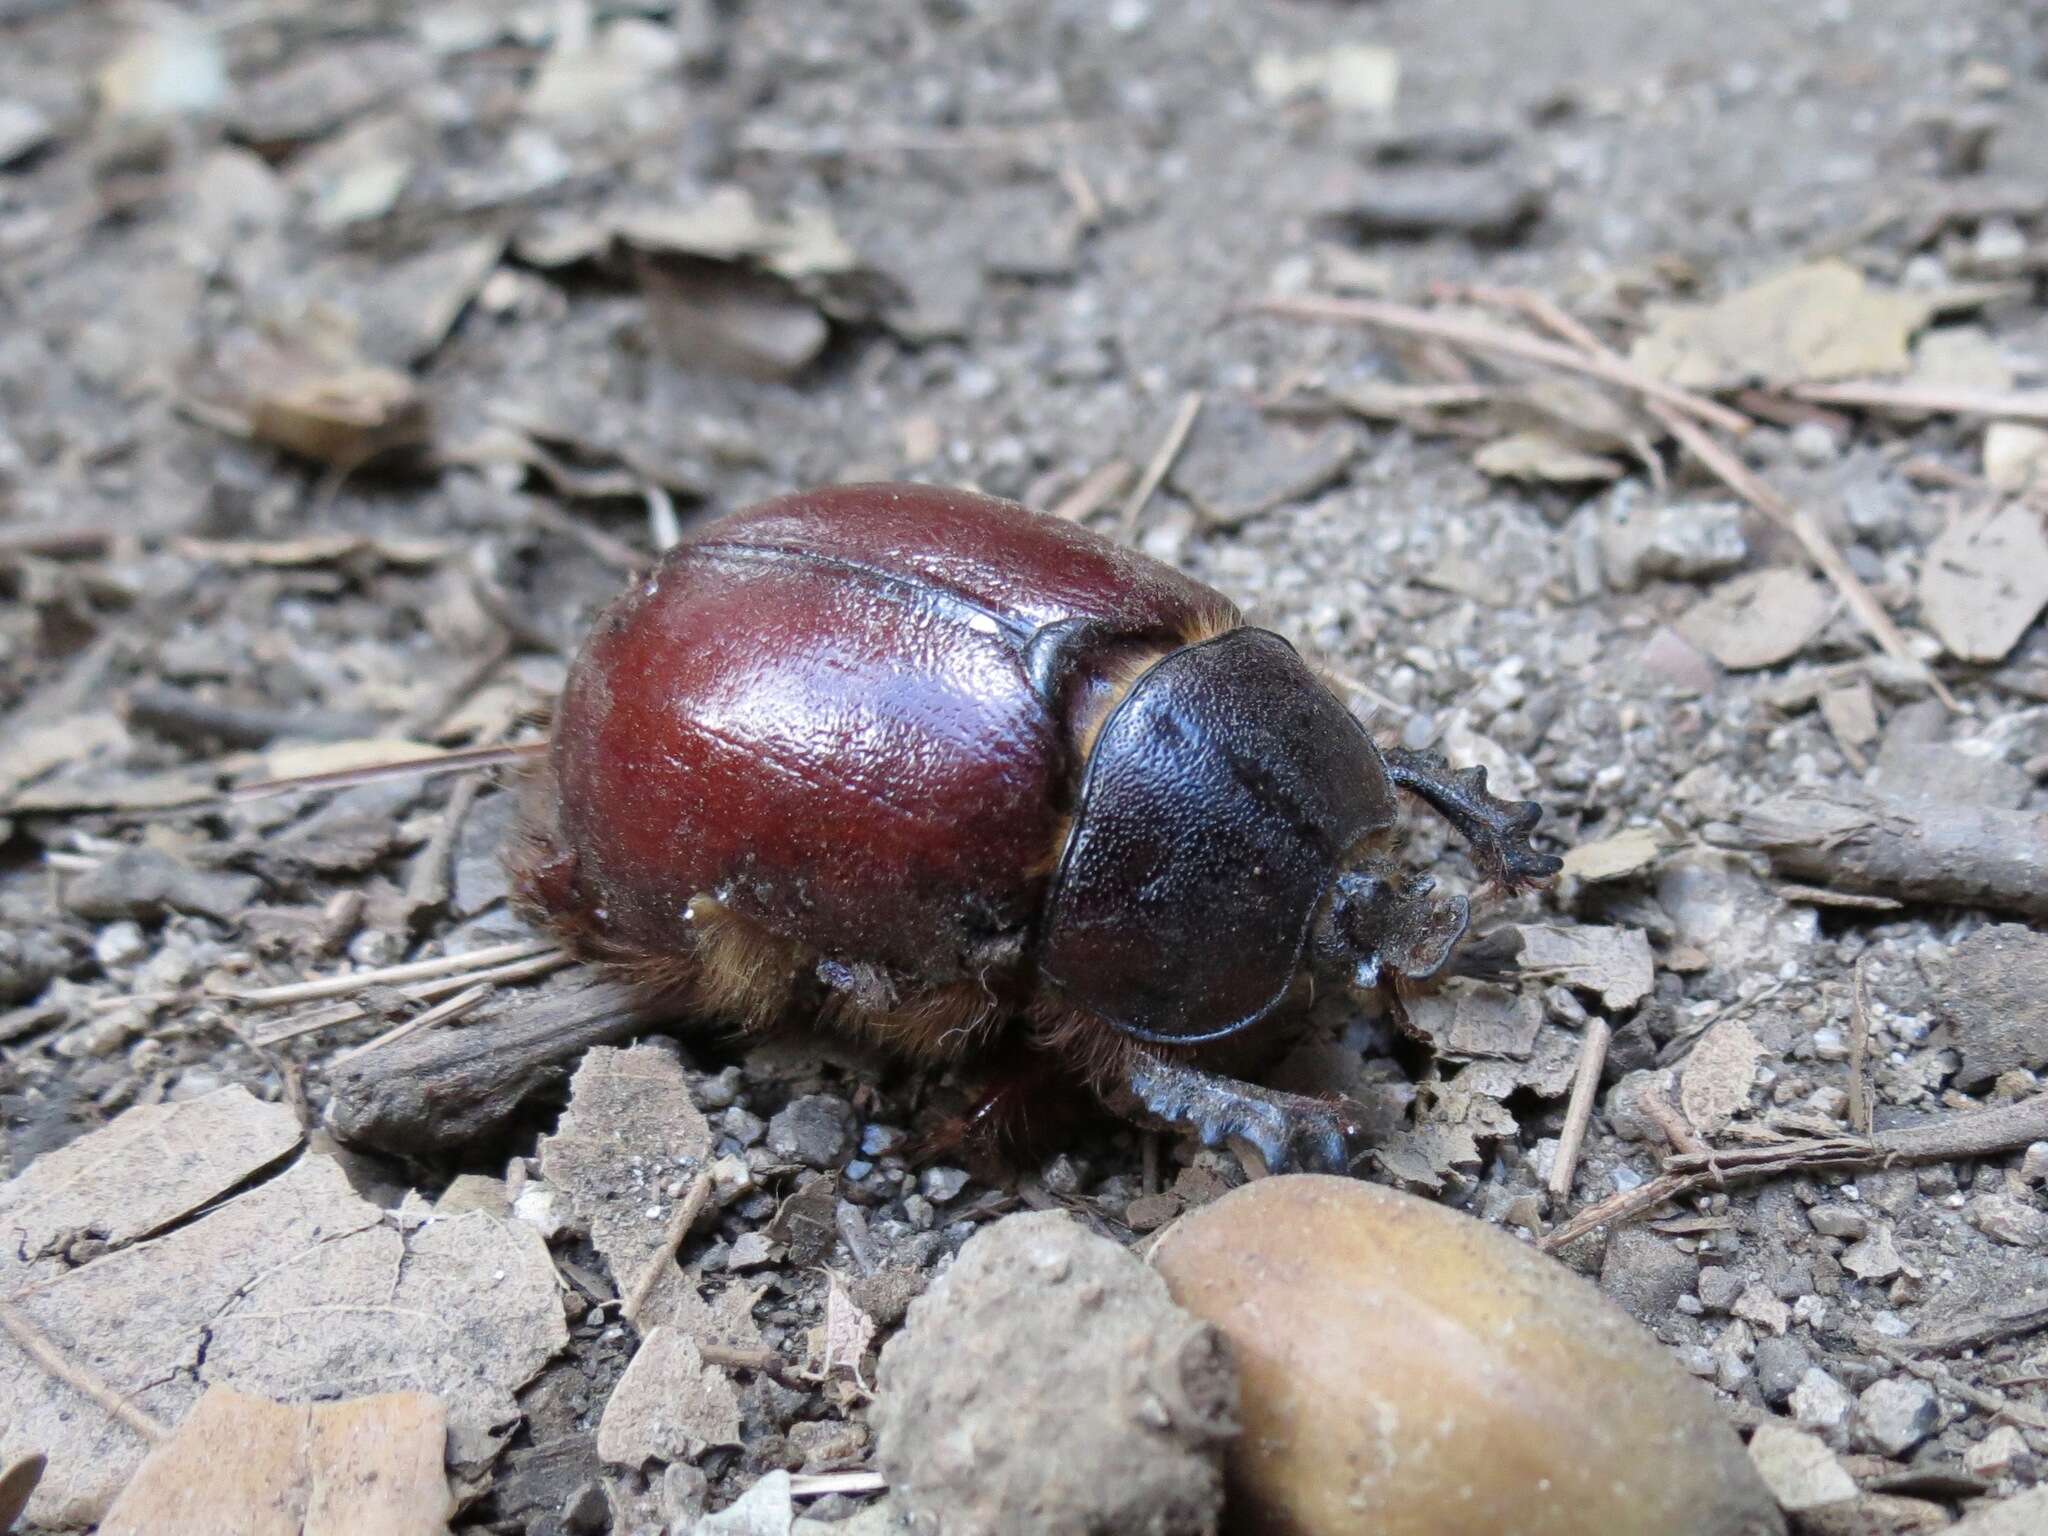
[
  {"left": 1965, "top": 1425, "right": 2034, "bottom": 1481},
  {"left": 861, "top": 1123, "right": 907, "bottom": 1158},
  {"left": 1754, "top": 1335, "right": 1813, "bottom": 1407},
  {"left": 1791, "top": 1368, "right": 1854, "bottom": 1439},
  {"left": 1696, "top": 1265, "right": 1741, "bottom": 1313},
  {"left": 920, "top": 1166, "right": 971, "bottom": 1203},
  {"left": 1854, "top": 1377, "right": 1939, "bottom": 1458},
  {"left": 563, "top": 1479, "right": 609, "bottom": 1534},
  {"left": 1808, "top": 1205, "right": 1868, "bottom": 1240},
  {"left": 1789, "top": 421, "right": 1840, "bottom": 465},
  {"left": 93, "top": 921, "right": 149, "bottom": 968},
  {"left": 767, "top": 1095, "right": 856, "bottom": 1168}
]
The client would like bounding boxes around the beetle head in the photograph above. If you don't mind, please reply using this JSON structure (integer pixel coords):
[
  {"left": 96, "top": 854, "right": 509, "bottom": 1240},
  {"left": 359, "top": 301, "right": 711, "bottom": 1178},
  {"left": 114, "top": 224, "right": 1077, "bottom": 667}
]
[{"left": 1312, "top": 857, "right": 1470, "bottom": 993}]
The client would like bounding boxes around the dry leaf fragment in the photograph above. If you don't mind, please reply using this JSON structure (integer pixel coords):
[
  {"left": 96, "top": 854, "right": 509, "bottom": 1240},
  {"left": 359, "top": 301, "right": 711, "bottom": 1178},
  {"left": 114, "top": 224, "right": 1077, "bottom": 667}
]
[
  {"left": 1167, "top": 397, "right": 1357, "bottom": 526},
  {"left": 0, "top": 1086, "right": 301, "bottom": 1291},
  {"left": 1515, "top": 924, "right": 1655, "bottom": 1011},
  {"left": 1677, "top": 568, "right": 1834, "bottom": 670},
  {"left": 0, "top": 715, "right": 128, "bottom": 807},
  {"left": 814, "top": 1271, "right": 878, "bottom": 1389},
  {"left": 1630, "top": 261, "right": 1936, "bottom": 391},
  {"left": 1559, "top": 827, "right": 1666, "bottom": 883},
  {"left": 1917, "top": 500, "right": 2048, "bottom": 663},
  {"left": 3, "top": 1134, "right": 564, "bottom": 1527},
  {"left": 203, "top": 334, "right": 429, "bottom": 467},
  {"left": 526, "top": 15, "right": 684, "bottom": 121},
  {"left": 596, "top": 1327, "right": 742, "bottom": 1467},
  {"left": 1472, "top": 430, "right": 1624, "bottom": 484},
  {"left": 1402, "top": 980, "right": 1542, "bottom": 1059},
  {"left": 98, "top": 1387, "right": 453, "bottom": 1536},
  {"left": 538, "top": 1044, "right": 713, "bottom": 1302},
  {"left": 1678, "top": 1020, "right": 1766, "bottom": 1134}
]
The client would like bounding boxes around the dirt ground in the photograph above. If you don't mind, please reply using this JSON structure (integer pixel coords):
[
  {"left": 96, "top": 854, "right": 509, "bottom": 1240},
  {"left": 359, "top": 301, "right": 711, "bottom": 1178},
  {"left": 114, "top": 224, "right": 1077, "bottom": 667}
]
[{"left": 4, "top": 1, "right": 2048, "bottom": 1533}]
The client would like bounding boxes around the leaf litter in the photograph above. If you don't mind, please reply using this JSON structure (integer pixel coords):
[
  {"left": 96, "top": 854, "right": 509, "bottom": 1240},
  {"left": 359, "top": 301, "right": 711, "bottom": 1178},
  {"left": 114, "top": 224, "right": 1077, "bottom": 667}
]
[{"left": 0, "top": 1089, "right": 564, "bottom": 1528}]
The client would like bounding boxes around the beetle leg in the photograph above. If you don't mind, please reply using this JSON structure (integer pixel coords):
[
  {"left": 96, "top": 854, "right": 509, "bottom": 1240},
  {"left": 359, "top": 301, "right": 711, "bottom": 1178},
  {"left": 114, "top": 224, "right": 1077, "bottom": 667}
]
[
  {"left": 1103, "top": 1052, "right": 1367, "bottom": 1175},
  {"left": 1381, "top": 747, "right": 1563, "bottom": 890}
]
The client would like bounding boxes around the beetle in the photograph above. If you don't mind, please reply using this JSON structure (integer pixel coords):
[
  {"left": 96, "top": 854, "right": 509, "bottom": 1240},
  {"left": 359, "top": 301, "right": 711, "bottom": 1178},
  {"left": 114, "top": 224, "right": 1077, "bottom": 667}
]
[{"left": 510, "top": 482, "right": 1560, "bottom": 1172}]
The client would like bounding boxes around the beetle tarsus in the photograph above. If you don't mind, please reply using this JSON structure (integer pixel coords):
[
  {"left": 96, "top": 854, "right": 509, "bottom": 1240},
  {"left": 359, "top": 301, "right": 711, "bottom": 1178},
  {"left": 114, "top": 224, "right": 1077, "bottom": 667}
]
[
  {"left": 1382, "top": 747, "right": 1563, "bottom": 891},
  {"left": 1111, "top": 1052, "right": 1366, "bottom": 1174}
]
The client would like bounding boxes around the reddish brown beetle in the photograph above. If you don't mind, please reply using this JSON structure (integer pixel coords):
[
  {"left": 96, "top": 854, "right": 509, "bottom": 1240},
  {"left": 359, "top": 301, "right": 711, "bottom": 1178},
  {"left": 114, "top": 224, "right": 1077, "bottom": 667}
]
[{"left": 511, "top": 483, "right": 1559, "bottom": 1172}]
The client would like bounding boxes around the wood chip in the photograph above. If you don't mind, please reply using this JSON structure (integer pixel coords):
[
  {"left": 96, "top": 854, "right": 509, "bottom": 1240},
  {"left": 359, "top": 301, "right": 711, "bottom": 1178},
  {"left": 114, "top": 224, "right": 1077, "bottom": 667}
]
[
  {"left": 1916, "top": 500, "right": 2048, "bottom": 663},
  {"left": 98, "top": 1388, "right": 453, "bottom": 1536}
]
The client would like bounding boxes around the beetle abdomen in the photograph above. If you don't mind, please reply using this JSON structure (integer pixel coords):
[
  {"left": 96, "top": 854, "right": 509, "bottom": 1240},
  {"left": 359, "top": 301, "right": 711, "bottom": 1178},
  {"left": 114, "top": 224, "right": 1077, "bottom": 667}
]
[{"left": 1039, "top": 628, "right": 1399, "bottom": 1044}]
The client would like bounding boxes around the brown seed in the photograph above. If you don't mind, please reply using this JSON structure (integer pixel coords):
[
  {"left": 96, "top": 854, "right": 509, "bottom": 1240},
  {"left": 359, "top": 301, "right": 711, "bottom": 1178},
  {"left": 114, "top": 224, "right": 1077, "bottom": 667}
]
[{"left": 1151, "top": 1175, "right": 1784, "bottom": 1536}]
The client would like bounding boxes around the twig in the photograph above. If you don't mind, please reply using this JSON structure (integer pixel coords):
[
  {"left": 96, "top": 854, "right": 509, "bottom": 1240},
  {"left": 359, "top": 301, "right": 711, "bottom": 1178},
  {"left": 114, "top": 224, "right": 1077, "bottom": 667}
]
[
  {"left": 1542, "top": 1091, "right": 2048, "bottom": 1252},
  {"left": 401, "top": 770, "right": 487, "bottom": 923},
  {"left": 699, "top": 1342, "right": 799, "bottom": 1384},
  {"left": 1119, "top": 392, "right": 1203, "bottom": 539},
  {"left": 1642, "top": 1092, "right": 1713, "bottom": 1157},
  {"left": 326, "top": 973, "right": 667, "bottom": 1156},
  {"left": 1547, "top": 1017, "right": 1612, "bottom": 1200},
  {"left": 123, "top": 686, "right": 381, "bottom": 750},
  {"left": 646, "top": 484, "right": 682, "bottom": 551},
  {"left": 1884, "top": 1300, "right": 2048, "bottom": 1358},
  {"left": 1255, "top": 293, "right": 1753, "bottom": 436},
  {"left": 1717, "top": 786, "right": 2048, "bottom": 918},
  {"left": 397, "top": 629, "right": 511, "bottom": 739},
  {"left": 221, "top": 938, "right": 557, "bottom": 1008},
  {"left": 622, "top": 1166, "right": 715, "bottom": 1325},
  {"left": 0, "top": 524, "right": 116, "bottom": 560},
  {"left": 227, "top": 740, "right": 548, "bottom": 804},
  {"left": 789, "top": 1470, "right": 888, "bottom": 1500},
  {"left": 250, "top": 949, "right": 573, "bottom": 1047},
  {"left": 1048, "top": 460, "right": 1133, "bottom": 522},
  {"left": 527, "top": 499, "right": 646, "bottom": 572},
  {"left": 0, "top": 1299, "right": 170, "bottom": 1443},
  {"left": 1847, "top": 954, "right": 1875, "bottom": 1136},
  {"left": 327, "top": 980, "right": 493, "bottom": 1067},
  {"left": 1791, "top": 380, "right": 2048, "bottom": 423},
  {"left": 1539, "top": 1172, "right": 1695, "bottom": 1252}
]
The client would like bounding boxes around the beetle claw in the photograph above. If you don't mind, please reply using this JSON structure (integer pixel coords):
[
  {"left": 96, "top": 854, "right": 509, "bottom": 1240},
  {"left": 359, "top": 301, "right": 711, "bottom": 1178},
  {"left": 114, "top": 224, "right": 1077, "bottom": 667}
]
[{"left": 1112, "top": 1053, "right": 1368, "bottom": 1176}]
